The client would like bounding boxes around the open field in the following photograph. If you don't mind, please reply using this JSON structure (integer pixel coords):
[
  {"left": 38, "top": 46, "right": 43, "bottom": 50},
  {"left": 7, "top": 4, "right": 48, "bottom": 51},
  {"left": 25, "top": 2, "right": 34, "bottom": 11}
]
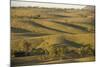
[{"left": 11, "top": 6, "right": 95, "bottom": 66}]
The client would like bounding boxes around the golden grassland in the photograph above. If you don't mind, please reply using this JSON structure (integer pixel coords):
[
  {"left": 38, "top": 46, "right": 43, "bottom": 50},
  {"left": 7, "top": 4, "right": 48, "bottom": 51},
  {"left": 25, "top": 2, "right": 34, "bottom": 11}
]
[{"left": 11, "top": 7, "right": 95, "bottom": 66}]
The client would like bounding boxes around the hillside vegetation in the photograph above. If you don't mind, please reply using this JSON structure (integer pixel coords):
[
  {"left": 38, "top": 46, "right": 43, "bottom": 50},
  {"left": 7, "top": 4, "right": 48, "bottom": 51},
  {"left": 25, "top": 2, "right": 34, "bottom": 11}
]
[{"left": 11, "top": 7, "right": 95, "bottom": 66}]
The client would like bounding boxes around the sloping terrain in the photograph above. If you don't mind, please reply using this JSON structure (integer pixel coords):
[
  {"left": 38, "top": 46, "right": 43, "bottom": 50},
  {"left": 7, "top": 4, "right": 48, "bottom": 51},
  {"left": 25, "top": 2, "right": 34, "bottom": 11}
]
[{"left": 11, "top": 7, "right": 95, "bottom": 66}]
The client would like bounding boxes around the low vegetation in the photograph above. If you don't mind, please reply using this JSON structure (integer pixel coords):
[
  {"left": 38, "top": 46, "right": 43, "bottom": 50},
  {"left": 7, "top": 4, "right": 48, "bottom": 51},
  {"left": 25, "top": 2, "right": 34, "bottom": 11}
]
[{"left": 11, "top": 6, "right": 95, "bottom": 66}]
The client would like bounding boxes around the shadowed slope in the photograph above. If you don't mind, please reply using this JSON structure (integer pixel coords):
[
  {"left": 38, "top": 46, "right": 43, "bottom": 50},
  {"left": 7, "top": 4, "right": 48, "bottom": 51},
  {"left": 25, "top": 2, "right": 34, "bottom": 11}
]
[
  {"left": 20, "top": 20, "right": 73, "bottom": 34},
  {"left": 49, "top": 20, "right": 89, "bottom": 32},
  {"left": 11, "top": 27, "right": 32, "bottom": 33},
  {"left": 63, "top": 39, "right": 83, "bottom": 48},
  {"left": 16, "top": 33, "right": 51, "bottom": 37}
]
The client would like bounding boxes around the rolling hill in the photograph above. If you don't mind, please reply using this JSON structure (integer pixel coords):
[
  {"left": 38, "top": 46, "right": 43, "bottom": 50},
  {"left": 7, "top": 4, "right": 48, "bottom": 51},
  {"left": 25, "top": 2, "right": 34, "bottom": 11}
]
[{"left": 11, "top": 7, "right": 95, "bottom": 66}]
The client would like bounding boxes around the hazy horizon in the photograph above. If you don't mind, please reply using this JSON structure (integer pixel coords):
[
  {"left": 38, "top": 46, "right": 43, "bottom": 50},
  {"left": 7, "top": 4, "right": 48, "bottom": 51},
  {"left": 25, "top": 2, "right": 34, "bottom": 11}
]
[{"left": 11, "top": 0, "right": 86, "bottom": 9}]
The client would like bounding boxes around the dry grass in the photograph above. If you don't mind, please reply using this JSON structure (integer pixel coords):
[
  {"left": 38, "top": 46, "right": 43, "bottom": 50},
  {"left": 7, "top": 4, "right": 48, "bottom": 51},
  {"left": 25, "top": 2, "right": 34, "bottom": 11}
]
[{"left": 11, "top": 7, "right": 95, "bottom": 66}]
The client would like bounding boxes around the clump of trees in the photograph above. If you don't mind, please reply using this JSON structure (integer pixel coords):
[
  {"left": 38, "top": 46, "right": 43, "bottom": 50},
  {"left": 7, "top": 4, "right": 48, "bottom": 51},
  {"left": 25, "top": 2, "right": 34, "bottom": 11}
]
[
  {"left": 12, "top": 41, "right": 49, "bottom": 57},
  {"left": 64, "top": 44, "right": 95, "bottom": 58},
  {"left": 80, "top": 44, "right": 95, "bottom": 57},
  {"left": 11, "top": 40, "right": 95, "bottom": 61},
  {"left": 47, "top": 43, "right": 95, "bottom": 60},
  {"left": 30, "top": 48, "right": 46, "bottom": 56},
  {"left": 14, "top": 51, "right": 26, "bottom": 57}
]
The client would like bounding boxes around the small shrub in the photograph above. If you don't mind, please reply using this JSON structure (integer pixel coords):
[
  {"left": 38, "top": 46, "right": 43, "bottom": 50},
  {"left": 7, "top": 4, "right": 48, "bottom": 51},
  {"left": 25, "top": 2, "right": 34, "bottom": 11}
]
[{"left": 14, "top": 51, "right": 26, "bottom": 57}]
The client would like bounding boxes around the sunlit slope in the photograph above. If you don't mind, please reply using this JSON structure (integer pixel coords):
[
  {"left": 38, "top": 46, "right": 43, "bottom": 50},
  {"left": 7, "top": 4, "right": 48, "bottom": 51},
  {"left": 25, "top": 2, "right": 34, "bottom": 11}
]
[
  {"left": 11, "top": 33, "right": 94, "bottom": 51},
  {"left": 11, "top": 7, "right": 95, "bottom": 52},
  {"left": 11, "top": 19, "right": 65, "bottom": 34},
  {"left": 11, "top": 7, "right": 94, "bottom": 35},
  {"left": 11, "top": 18, "right": 94, "bottom": 34}
]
